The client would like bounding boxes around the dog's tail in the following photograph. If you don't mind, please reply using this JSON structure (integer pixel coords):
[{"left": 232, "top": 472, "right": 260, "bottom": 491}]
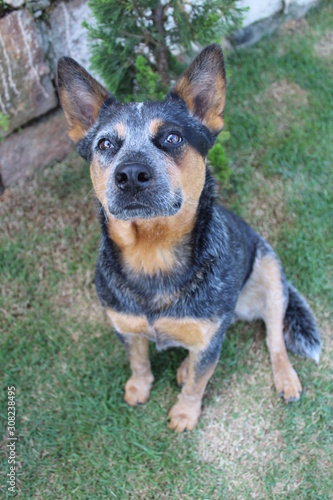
[{"left": 283, "top": 283, "right": 321, "bottom": 363}]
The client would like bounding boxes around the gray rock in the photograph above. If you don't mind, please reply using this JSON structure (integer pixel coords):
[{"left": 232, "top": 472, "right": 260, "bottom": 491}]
[
  {"left": 27, "top": 0, "right": 50, "bottom": 11},
  {"left": 0, "top": 9, "right": 57, "bottom": 137},
  {"left": 3, "top": 0, "right": 25, "bottom": 8},
  {"left": 232, "top": 14, "right": 282, "bottom": 47},
  {"left": 47, "top": 0, "right": 100, "bottom": 80},
  {"left": 33, "top": 9, "right": 43, "bottom": 18},
  {"left": 0, "top": 108, "right": 74, "bottom": 187},
  {"left": 284, "top": 0, "right": 318, "bottom": 17},
  {"left": 284, "top": 0, "right": 318, "bottom": 18},
  {"left": 238, "top": 0, "right": 283, "bottom": 28},
  {"left": 232, "top": 0, "right": 318, "bottom": 47}
]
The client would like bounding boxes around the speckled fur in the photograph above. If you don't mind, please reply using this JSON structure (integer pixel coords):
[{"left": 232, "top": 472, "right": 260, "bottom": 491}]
[{"left": 57, "top": 44, "right": 321, "bottom": 432}]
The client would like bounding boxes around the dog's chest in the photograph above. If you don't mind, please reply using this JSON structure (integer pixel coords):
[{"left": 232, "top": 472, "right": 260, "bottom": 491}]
[{"left": 106, "top": 308, "right": 220, "bottom": 351}]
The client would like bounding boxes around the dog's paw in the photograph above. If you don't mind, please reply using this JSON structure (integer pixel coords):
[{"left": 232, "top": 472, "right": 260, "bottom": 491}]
[
  {"left": 274, "top": 366, "right": 302, "bottom": 402},
  {"left": 124, "top": 375, "right": 154, "bottom": 406},
  {"left": 176, "top": 356, "right": 190, "bottom": 387},
  {"left": 169, "top": 400, "right": 201, "bottom": 432}
]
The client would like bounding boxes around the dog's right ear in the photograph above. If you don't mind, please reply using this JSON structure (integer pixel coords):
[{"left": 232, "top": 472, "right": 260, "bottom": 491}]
[
  {"left": 57, "top": 57, "right": 114, "bottom": 143},
  {"left": 168, "top": 44, "right": 226, "bottom": 135}
]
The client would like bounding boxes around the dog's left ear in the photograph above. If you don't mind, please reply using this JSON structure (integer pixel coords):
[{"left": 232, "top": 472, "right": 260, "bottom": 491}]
[
  {"left": 57, "top": 57, "right": 113, "bottom": 142},
  {"left": 168, "top": 44, "right": 226, "bottom": 134}
]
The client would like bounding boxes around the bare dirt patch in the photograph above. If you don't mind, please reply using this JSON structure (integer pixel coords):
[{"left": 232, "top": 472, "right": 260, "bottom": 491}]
[
  {"left": 241, "top": 169, "right": 296, "bottom": 245},
  {"left": 279, "top": 18, "right": 309, "bottom": 36},
  {"left": 56, "top": 274, "right": 107, "bottom": 335},
  {"left": 0, "top": 154, "right": 107, "bottom": 331},
  {"left": 315, "top": 31, "right": 333, "bottom": 59},
  {"left": 264, "top": 79, "right": 308, "bottom": 106},
  {"left": 257, "top": 79, "right": 308, "bottom": 133},
  {"left": 0, "top": 154, "right": 97, "bottom": 243},
  {"left": 197, "top": 359, "right": 287, "bottom": 497}
]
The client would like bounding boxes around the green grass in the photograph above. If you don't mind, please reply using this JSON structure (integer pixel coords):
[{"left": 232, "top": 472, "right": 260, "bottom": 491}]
[{"left": 1, "top": 3, "right": 333, "bottom": 498}]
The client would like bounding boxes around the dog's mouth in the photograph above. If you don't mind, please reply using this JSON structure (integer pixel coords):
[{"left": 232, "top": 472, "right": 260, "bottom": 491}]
[
  {"left": 108, "top": 192, "right": 183, "bottom": 220},
  {"left": 124, "top": 201, "right": 148, "bottom": 211}
]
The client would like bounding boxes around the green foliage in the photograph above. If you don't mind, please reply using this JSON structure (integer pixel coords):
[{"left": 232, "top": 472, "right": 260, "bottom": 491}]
[
  {"left": 0, "top": 0, "right": 11, "bottom": 17},
  {"left": 0, "top": 112, "right": 9, "bottom": 132},
  {"left": 209, "top": 131, "right": 232, "bottom": 187},
  {"left": 85, "top": 0, "right": 243, "bottom": 99},
  {"left": 134, "top": 55, "right": 164, "bottom": 101}
]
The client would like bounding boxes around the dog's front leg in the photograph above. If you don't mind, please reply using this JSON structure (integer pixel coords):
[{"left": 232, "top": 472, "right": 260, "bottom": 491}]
[
  {"left": 169, "top": 343, "right": 221, "bottom": 433},
  {"left": 105, "top": 309, "right": 154, "bottom": 405},
  {"left": 120, "top": 334, "right": 154, "bottom": 406}
]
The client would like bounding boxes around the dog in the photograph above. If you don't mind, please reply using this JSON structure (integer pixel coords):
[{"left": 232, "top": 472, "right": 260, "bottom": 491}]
[{"left": 57, "top": 44, "right": 321, "bottom": 432}]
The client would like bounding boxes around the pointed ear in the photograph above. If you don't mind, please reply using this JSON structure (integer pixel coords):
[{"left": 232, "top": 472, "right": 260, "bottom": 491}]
[
  {"left": 169, "top": 44, "right": 226, "bottom": 134},
  {"left": 57, "top": 57, "right": 113, "bottom": 142}
]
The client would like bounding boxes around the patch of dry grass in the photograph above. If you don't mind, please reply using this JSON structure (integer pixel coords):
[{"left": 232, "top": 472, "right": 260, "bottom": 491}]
[
  {"left": 0, "top": 154, "right": 97, "bottom": 242},
  {"left": 264, "top": 79, "right": 308, "bottom": 107},
  {"left": 315, "top": 31, "right": 333, "bottom": 58},
  {"left": 257, "top": 79, "right": 308, "bottom": 133},
  {"left": 197, "top": 312, "right": 332, "bottom": 498},
  {"left": 279, "top": 18, "right": 309, "bottom": 36},
  {"left": 0, "top": 153, "right": 106, "bottom": 327},
  {"left": 56, "top": 275, "right": 106, "bottom": 331},
  {"left": 240, "top": 169, "right": 296, "bottom": 246}
]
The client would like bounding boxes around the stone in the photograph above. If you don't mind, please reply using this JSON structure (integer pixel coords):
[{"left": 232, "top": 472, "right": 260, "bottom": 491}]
[
  {"left": 47, "top": 0, "right": 99, "bottom": 79},
  {"left": 284, "top": 0, "right": 317, "bottom": 13},
  {"left": 236, "top": 0, "right": 318, "bottom": 27},
  {"left": 283, "top": 0, "right": 318, "bottom": 18},
  {"left": 232, "top": 15, "right": 282, "bottom": 47},
  {"left": 237, "top": 0, "right": 284, "bottom": 28},
  {"left": 233, "top": 0, "right": 318, "bottom": 47},
  {"left": 0, "top": 109, "right": 74, "bottom": 187},
  {"left": 3, "top": 0, "right": 25, "bottom": 8},
  {"left": 27, "top": 0, "right": 50, "bottom": 12},
  {"left": 0, "top": 9, "right": 57, "bottom": 138}
]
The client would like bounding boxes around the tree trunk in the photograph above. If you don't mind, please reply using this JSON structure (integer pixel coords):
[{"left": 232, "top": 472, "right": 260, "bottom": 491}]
[{"left": 152, "top": 2, "right": 170, "bottom": 87}]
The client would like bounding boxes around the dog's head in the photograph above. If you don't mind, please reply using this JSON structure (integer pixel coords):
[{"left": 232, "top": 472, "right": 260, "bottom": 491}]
[{"left": 57, "top": 45, "right": 226, "bottom": 221}]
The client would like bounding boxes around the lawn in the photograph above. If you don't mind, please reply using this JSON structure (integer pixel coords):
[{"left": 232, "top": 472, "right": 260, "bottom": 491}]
[{"left": 1, "top": 3, "right": 332, "bottom": 498}]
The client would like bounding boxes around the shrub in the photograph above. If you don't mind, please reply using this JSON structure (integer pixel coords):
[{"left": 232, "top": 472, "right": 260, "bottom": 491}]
[
  {"left": 85, "top": 0, "right": 243, "bottom": 185},
  {"left": 85, "top": 0, "right": 243, "bottom": 100},
  {"left": 208, "top": 131, "right": 232, "bottom": 187}
]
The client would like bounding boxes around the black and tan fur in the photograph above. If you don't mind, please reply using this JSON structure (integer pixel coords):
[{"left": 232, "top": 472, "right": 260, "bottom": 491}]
[{"left": 57, "top": 45, "right": 321, "bottom": 432}]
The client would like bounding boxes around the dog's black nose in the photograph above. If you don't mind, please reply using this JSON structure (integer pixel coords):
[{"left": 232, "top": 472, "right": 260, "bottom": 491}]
[{"left": 114, "top": 163, "right": 152, "bottom": 193}]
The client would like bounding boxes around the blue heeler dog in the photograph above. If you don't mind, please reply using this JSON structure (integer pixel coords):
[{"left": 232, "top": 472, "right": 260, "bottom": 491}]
[{"left": 57, "top": 44, "right": 321, "bottom": 432}]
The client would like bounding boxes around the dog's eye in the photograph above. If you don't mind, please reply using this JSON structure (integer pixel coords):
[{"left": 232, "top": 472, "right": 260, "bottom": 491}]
[
  {"left": 98, "top": 139, "right": 114, "bottom": 151},
  {"left": 165, "top": 133, "right": 182, "bottom": 145}
]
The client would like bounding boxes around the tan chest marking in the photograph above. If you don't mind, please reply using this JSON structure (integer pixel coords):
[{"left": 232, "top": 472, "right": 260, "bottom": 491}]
[
  {"left": 106, "top": 309, "right": 153, "bottom": 337},
  {"left": 154, "top": 317, "right": 220, "bottom": 351},
  {"left": 106, "top": 308, "right": 220, "bottom": 351},
  {"left": 107, "top": 209, "right": 196, "bottom": 275}
]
